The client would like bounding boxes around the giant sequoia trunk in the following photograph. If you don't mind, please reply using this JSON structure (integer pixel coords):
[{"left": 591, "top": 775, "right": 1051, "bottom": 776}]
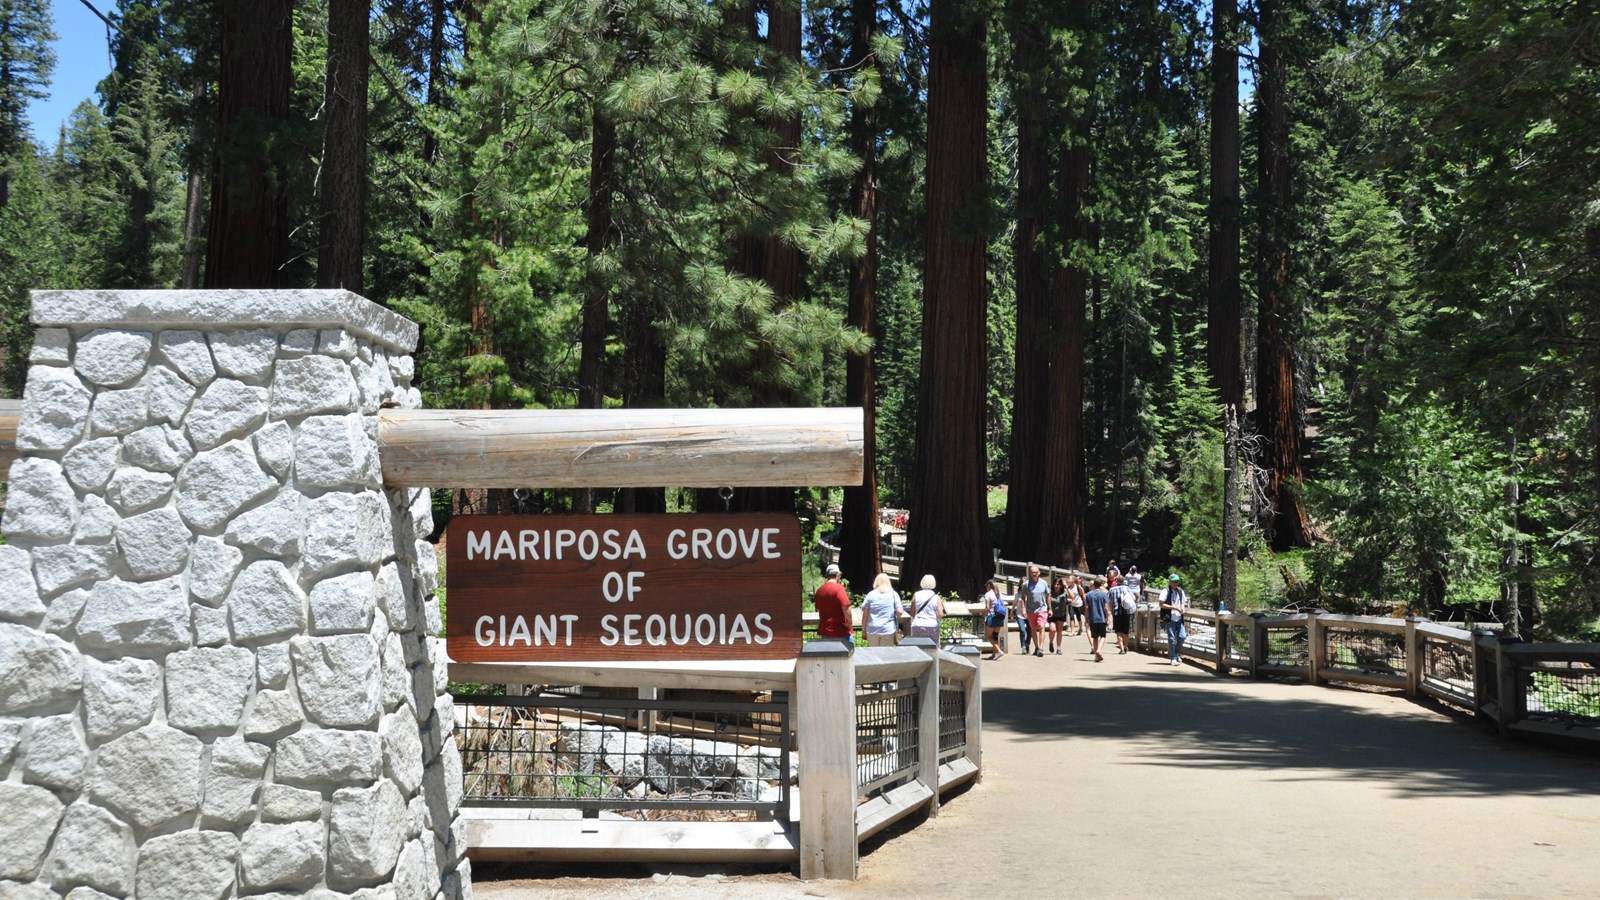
[
  {"left": 1002, "top": 4, "right": 1048, "bottom": 562},
  {"left": 838, "top": 0, "right": 882, "bottom": 589},
  {"left": 902, "top": 0, "right": 991, "bottom": 599},
  {"left": 205, "top": 0, "right": 293, "bottom": 288},
  {"left": 1255, "top": 0, "right": 1312, "bottom": 550},
  {"left": 1210, "top": 0, "right": 1242, "bottom": 606},
  {"left": 1040, "top": 130, "right": 1089, "bottom": 571},
  {"left": 317, "top": 0, "right": 369, "bottom": 293}
]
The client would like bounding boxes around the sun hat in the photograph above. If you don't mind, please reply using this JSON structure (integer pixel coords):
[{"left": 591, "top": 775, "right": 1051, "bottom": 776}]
[{"left": 825, "top": 563, "right": 841, "bottom": 577}]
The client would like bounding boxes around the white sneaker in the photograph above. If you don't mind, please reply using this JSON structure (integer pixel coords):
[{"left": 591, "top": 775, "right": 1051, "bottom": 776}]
[{"left": 1170, "top": 659, "right": 1179, "bottom": 667}]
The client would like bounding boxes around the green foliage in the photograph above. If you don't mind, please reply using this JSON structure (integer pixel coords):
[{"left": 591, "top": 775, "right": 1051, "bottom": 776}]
[
  {"left": 1310, "top": 399, "right": 1505, "bottom": 614},
  {"left": 0, "top": 0, "right": 54, "bottom": 158},
  {"left": 0, "top": 148, "right": 55, "bottom": 393}
]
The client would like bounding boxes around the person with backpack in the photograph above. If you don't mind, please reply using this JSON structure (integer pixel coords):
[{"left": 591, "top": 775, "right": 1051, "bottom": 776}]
[
  {"left": 1110, "top": 578, "right": 1138, "bottom": 654},
  {"left": 1160, "top": 573, "right": 1189, "bottom": 666},
  {"left": 982, "top": 579, "right": 1007, "bottom": 659}
]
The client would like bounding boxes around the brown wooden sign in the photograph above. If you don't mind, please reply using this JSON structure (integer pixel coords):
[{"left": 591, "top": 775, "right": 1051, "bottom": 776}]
[{"left": 445, "top": 514, "right": 803, "bottom": 662}]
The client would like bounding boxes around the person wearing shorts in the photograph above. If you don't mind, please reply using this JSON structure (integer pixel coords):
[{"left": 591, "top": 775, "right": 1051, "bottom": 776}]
[
  {"left": 1110, "top": 580, "right": 1136, "bottom": 654},
  {"left": 982, "top": 579, "right": 1007, "bottom": 659},
  {"left": 1084, "top": 576, "right": 1113, "bottom": 662},
  {"left": 1067, "top": 575, "right": 1086, "bottom": 636},
  {"left": 1021, "top": 565, "right": 1051, "bottom": 657},
  {"left": 1047, "top": 577, "right": 1068, "bottom": 655}
]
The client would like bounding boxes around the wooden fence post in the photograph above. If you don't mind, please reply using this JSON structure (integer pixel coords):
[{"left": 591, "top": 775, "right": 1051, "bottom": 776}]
[
  {"left": 1471, "top": 629, "right": 1497, "bottom": 729},
  {"left": 1307, "top": 609, "right": 1326, "bottom": 686},
  {"left": 903, "top": 637, "right": 941, "bottom": 816},
  {"left": 1404, "top": 617, "right": 1423, "bottom": 697},
  {"left": 1250, "top": 614, "right": 1266, "bottom": 678},
  {"left": 1215, "top": 615, "right": 1229, "bottom": 674},
  {"left": 951, "top": 645, "right": 982, "bottom": 782},
  {"left": 1495, "top": 635, "right": 1519, "bottom": 741},
  {"left": 797, "top": 639, "right": 857, "bottom": 881}
]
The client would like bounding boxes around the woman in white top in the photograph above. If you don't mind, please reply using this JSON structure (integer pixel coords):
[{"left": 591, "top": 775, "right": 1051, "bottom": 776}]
[
  {"left": 860, "top": 573, "right": 906, "bottom": 647},
  {"left": 909, "top": 574, "right": 944, "bottom": 639}
]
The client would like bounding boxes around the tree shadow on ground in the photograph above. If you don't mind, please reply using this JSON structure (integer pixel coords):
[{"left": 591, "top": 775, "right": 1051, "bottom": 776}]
[{"left": 982, "top": 666, "right": 1600, "bottom": 799}]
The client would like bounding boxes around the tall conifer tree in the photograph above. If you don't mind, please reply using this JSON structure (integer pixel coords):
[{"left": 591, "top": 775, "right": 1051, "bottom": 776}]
[{"left": 904, "top": 0, "right": 991, "bottom": 598}]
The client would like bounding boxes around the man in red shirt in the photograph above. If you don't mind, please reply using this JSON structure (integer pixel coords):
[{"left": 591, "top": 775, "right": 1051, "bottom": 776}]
[{"left": 813, "top": 563, "right": 854, "bottom": 646}]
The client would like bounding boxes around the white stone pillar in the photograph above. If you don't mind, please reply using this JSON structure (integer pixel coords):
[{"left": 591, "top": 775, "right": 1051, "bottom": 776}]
[{"left": 0, "top": 290, "right": 469, "bottom": 900}]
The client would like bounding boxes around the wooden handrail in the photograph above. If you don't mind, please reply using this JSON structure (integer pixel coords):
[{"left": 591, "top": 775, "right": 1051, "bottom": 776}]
[
  {"left": 0, "top": 404, "right": 866, "bottom": 489},
  {"left": 379, "top": 407, "right": 864, "bottom": 488}
]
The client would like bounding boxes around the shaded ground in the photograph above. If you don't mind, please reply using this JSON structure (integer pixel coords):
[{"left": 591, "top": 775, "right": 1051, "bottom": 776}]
[{"left": 474, "top": 645, "right": 1600, "bottom": 899}]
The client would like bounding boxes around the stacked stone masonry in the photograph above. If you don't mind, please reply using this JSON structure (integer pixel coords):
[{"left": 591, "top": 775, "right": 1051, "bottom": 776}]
[{"left": 0, "top": 290, "right": 470, "bottom": 900}]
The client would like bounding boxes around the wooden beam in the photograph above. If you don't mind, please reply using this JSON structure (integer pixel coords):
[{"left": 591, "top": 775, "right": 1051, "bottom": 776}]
[
  {"left": 0, "top": 400, "right": 20, "bottom": 471},
  {"left": 461, "top": 814, "right": 798, "bottom": 864},
  {"left": 378, "top": 407, "right": 864, "bottom": 488},
  {"left": 854, "top": 781, "right": 933, "bottom": 843},
  {"left": 449, "top": 660, "right": 797, "bottom": 694}
]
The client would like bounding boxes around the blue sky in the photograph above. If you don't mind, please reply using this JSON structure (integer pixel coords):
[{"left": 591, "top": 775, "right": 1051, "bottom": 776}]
[{"left": 25, "top": 0, "right": 115, "bottom": 145}]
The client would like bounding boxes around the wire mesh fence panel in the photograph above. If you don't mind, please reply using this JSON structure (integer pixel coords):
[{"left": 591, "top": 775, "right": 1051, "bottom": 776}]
[
  {"left": 938, "top": 677, "right": 967, "bottom": 763},
  {"left": 454, "top": 693, "right": 789, "bottom": 821},
  {"left": 1323, "top": 627, "right": 1406, "bottom": 676},
  {"left": 1262, "top": 627, "right": 1310, "bottom": 669},
  {"left": 1421, "top": 637, "right": 1475, "bottom": 708},
  {"left": 855, "top": 683, "right": 920, "bottom": 796},
  {"left": 1520, "top": 662, "right": 1600, "bottom": 726},
  {"left": 941, "top": 614, "right": 983, "bottom": 645},
  {"left": 1180, "top": 613, "right": 1216, "bottom": 655},
  {"left": 1228, "top": 622, "right": 1253, "bottom": 666}
]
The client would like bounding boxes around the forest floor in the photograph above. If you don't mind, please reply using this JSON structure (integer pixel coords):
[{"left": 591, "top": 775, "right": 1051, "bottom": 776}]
[{"left": 471, "top": 640, "right": 1600, "bottom": 899}]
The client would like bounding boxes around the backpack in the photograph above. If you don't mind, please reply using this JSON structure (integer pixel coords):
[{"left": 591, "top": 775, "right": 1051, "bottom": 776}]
[{"left": 1164, "top": 587, "right": 1187, "bottom": 620}]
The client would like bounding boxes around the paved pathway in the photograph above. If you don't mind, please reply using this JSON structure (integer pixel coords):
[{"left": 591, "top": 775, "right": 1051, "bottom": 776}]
[{"left": 476, "top": 641, "right": 1600, "bottom": 899}]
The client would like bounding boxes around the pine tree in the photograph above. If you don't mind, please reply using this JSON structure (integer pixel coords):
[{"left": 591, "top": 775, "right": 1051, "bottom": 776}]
[
  {"left": 0, "top": 0, "right": 54, "bottom": 208},
  {"left": 0, "top": 146, "right": 54, "bottom": 391}
]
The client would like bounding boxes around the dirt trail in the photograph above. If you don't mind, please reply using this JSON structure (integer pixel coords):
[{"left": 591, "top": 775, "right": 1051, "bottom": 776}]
[{"left": 475, "top": 643, "right": 1600, "bottom": 899}]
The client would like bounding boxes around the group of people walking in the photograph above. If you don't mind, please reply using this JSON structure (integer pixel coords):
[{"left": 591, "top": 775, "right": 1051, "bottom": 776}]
[{"left": 812, "top": 560, "right": 1194, "bottom": 667}]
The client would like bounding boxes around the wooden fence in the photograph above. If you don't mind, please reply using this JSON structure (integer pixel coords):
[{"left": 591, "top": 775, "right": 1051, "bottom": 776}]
[
  {"left": 1130, "top": 606, "right": 1600, "bottom": 749},
  {"left": 449, "top": 640, "right": 982, "bottom": 880}
]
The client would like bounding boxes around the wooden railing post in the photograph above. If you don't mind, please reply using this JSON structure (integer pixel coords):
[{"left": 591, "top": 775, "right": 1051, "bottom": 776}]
[
  {"left": 903, "top": 637, "right": 940, "bottom": 816},
  {"left": 1250, "top": 614, "right": 1266, "bottom": 678},
  {"left": 1404, "top": 617, "right": 1424, "bottom": 697},
  {"left": 950, "top": 645, "right": 982, "bottom": 781},
  {"left": 797, "top": 639, "right": 857, "bottom": 881},
  {"left": 1307, "top": 609, "right": 1326, "bottom": 686},
  {"left": 1215, "top": 614, "right": 1229, "bottom": 674},
  {"left": 1495, "top": 635, "right": 1520, "bottom": 741},
  {"left": 1472, "top": 629, "right": 1498, "bottom": 729}
]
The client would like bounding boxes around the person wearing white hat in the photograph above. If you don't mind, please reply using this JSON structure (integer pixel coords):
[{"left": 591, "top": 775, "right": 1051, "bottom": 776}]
[
  {"left": 908, "top": 574, "right": 944, "bottom": 640},
  {"left": 1159, "top": 573, "right": 1188, "bottom": 666}
]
